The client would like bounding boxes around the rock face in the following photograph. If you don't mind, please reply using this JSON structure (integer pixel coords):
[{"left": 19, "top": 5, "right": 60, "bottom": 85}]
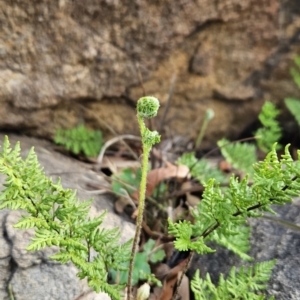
[
  {"left": 0, "top": 134, "right": 135, "bottom": 300},
  {"left": 0, "top": 1, "right": 300, "bottom": 147}
]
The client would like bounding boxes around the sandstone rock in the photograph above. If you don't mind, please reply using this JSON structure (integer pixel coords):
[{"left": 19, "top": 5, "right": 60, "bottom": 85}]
[
  {"left": 0, "top": 134, "right": 135, "bottom": 300},
  {"left": 0, "top": 1, "right": 299, "bottom": 147}
]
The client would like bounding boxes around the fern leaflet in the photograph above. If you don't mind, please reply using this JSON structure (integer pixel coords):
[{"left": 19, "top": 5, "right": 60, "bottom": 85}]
[{"left": 191, "top": 260, "right": 276, "bottom": 300}]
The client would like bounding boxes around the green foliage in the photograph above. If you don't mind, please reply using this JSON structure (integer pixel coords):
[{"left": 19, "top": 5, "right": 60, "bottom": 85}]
[
  {"left": 137, "top": 96, "right": 160, "bottom": 119},
  {"left": 54, "top": 124, "right": 103, "bottom": 157},
  {"left": 111, "top": 166, "right": 166, "bottom": 199},
  {"left": 0, "top": 110, "right": 297, "bottom": 299},
  {"left": 170, "top": 144, "right": 300, "bottom": 259},
  {"left": 255, "top": 101, "right": 282, "bottom": 153},
  {"left": 127, "top": 96, "right": 161, "bottom": 297},
  {"left": 111, "top": 167, "right": 142, "bottom": 196},
  {"left": 177, "top": 152, "right": 227, "bottom": 184},
  {"left": 0, "top": 136, "right": 130, "bottom": 300},
  {"left": 143, "top": 238, "right": 166, "bottom": 263},
  {"left": 208, "top": 224, "right": 252, "bottom": 261},
  {"left": 218, "top": 138, "right": 257, "bottom": 176},
  {"left": 110, "top": 252, "right": 150, "bottom": 286},
  {"left": 191, "top": 260, "right": 276, "bottom": 300},
  {"left": 290, "top": 55, "right": 300, "bottom": 89},
  {"left": 110, "top": 238, "right": 164, "bottom": 285},
  {"left": 285, "top": 98, "right": 300, "bottom": 126}
]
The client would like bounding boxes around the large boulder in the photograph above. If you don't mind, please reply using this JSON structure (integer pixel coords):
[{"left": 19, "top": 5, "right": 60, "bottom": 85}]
[{"left": 0, "top": 1, "right": 300, "bottom": 147}]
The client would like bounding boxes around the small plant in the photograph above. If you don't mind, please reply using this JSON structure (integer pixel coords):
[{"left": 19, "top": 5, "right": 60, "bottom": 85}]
[
  {"left": 54, "top": 124, "right": 103, "bottom": 157},
  {"left": 254, "top": 101, "right": 282, "bottom": 153},
  {"left": 0, "top": 136, "right": 131, "bottom": 300},
  {"left": 195, "top": 108, "right": 215, "bottom": 149},
  {"left": 127, "top": 96, "right": 161, "bottom": 298}
]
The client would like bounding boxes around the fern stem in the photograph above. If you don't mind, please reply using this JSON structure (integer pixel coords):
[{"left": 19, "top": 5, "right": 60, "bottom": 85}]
[{"left": 127, "top": 117, "right": 151, "bottom": 299}]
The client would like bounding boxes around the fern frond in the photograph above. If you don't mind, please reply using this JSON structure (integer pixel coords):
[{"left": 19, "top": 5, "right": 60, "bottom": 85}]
[
  {"left": 0, "top": 136, "right": 131, "bottom": 300},
  {"left": 209, "top": 224, "right": 252, "bottom": 261},
  {"left": 170, "top": 144, "right": 300, "bottom": 259},
  {"left": 290, "top": 56, "right": 300, "bottom": 89},
  {"left": 284, "top": 97, "right": 300, "bottom": 126},
  {"left": 176, "top": 152, "right": 226, "bottom": 184},
  {"left": 255, "top": 101, "right": 282, "bottom": 153},
  {"left": 191, "top": 260, "right": 276, "bottom": 300},
  {"left": 54, "top": 124, "right": 103, "bottom": 157},
  {"left": 217, "top": 138, "right": 257, "bottom": 176}
]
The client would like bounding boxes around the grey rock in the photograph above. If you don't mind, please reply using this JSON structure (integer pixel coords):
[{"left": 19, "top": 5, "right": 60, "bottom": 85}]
[{"left": 0, "top": 134, "right": 135, "bottom": 300}]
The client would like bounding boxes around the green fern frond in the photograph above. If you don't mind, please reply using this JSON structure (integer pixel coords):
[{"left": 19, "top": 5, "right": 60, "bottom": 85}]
[
  {"left": 284, "top": 97, "right": 300, "bottom": 127},
  {"left": 0, "top": 136, "right": 131, "bottom": 300},
  {"left": 54, "top": 124, "right": 103, "bottom": 157},
  {"left": 290, "top": 56, "right": 300, "bottom": 89},
  {"left": 170, "top": 144, "right": 300, "bottom": 259},
  {"left": 176, "top": 152, "right": 227, "bottom": 184},
  {"left": 209, "top": 225, "right": 252, "bottom": 261},
  {"left": 218, "top": 138, "right": 257, "bottom": 176},
  {"left": 255, "top": 101, "right": 282, "bottom": 153},
  {"left": 191, "top": 260, "right": 276, "bottom": 300}
]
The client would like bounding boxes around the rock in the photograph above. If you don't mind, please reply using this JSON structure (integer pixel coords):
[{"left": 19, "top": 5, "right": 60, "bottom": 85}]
[
  {"left": 188, "top": 199, "right": 300, "bottom": 299},
  {"left": 0, "top": 134, "right": 135, "bottom": 300},
  {"left": 0, "top": 1, "right": 299, "bottom": 147}
]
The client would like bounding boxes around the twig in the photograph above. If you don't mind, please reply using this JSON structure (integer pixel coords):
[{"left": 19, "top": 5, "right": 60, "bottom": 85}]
[{"left": 97, "top": 134, "right": 141, "bottom": 165}]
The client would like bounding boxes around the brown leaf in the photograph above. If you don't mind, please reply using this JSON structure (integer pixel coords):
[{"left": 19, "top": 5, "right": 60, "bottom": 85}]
[
  {"left": 181, "top": 181, "right": 200, "bottom": 207},
  {"left": 159, "top": 258, "right": 189, "bottom": 300},
  {"left": 219, "top": 160, "right": 232, "bottom": 173},
  {"left": 132, "top": 162, "right": 190, "bottom": 201},
  {"left": 177, "top": 274, "right": 190, "bottom": 300}
]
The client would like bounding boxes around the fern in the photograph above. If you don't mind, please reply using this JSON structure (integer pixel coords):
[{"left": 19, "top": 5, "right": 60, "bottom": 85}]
[
  {"left": 285, "top": 98, "right": 300, "bottom": 126},
  {"left": 177, "top": 152, "right": 227, "bottom": 184},
  {"left": 290, "top": 55, "right": 300, "bottom": 89},
  {"left": 54, "top": 124, "right": 103, "bottom": 157},
  {"left": 191, "top": 260, "right": 276, "bottom": 300},
  {"left": 217, "top": 138, "right": 257, "bottom": 176},
  {"left": 208, "top": 224, "right": 252, "bottom": 261},
  {"left": 169, "top": 144, "right": 300, "bottom": 258},
  {"left": 255, "top": 102, "right": 282, "bottom": 153},
  {"left": 0, "top": 136, "right": 130, "bottom": 300}
]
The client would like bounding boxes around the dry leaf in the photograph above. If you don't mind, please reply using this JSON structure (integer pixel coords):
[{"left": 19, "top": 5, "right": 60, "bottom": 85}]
[
  {"left": 177, "top": 274, "right": 190, "bottom": 300},
  {"left": 219, "top": 160, "right": 232, "bottom": 173},
  {"left": 132, "top": 162, "right": 190, "bottom": 201},
  {"left": 181, "top": 181, "right": 200, "bottom": 207},
  {"left": 159, "top": 258, "right": 189, "bottom": 300}
]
